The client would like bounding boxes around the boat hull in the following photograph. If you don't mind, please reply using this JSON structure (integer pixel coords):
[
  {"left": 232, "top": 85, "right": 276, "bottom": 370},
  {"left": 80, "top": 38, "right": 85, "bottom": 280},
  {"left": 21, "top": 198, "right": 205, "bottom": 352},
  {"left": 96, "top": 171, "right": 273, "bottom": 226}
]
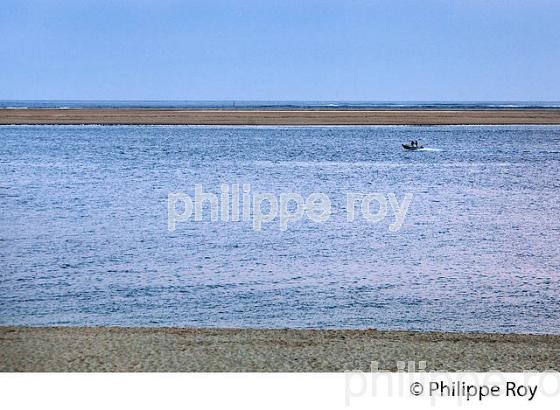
[{"left": 402, "top": 144, "right": 423, "bottom": 150}]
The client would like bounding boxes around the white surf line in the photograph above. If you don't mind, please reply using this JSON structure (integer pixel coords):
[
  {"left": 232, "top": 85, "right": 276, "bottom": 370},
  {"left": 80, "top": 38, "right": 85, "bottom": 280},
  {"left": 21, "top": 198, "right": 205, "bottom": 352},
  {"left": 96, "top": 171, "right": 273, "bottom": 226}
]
[{"left": 163, "top": 109, "right": 485, "bottom": 113}]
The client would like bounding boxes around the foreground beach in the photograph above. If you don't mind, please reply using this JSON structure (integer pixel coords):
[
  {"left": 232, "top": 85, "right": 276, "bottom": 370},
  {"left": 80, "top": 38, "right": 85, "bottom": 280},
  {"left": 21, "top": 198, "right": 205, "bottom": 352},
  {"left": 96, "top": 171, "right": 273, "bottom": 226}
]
[
  {"left": 2, "top": 108, "right": 560, "bottom": 125},
  {"left": 1, "top": 327, "right": 558, "bottom": 372}
]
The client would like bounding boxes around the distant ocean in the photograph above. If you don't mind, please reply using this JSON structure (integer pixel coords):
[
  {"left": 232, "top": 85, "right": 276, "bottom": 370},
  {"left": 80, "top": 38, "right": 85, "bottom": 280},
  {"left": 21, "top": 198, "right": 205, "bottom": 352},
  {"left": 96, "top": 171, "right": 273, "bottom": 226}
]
[
  {"left": 2, "top": 100, "right": 560, "bottom": 109},
  {"left": 1, "top": 124, "right": 559, "bottom": 333}
]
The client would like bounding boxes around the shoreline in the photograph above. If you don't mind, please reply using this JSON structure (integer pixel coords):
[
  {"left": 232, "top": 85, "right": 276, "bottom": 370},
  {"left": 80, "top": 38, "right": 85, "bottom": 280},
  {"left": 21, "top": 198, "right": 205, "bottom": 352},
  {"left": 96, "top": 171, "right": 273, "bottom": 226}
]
[
  {"left": 2, "top": 327, "right": 559, "bottom": 372},
  {"left": 2, "top": 108, "right": 560, "bottom": 125}
]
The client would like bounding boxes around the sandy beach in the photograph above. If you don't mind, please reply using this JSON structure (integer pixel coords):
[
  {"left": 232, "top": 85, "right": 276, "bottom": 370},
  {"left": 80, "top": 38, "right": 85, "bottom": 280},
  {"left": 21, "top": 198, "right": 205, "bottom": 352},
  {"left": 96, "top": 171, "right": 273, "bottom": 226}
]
[
  {"left": 2, "top": 108, "right": 560, "bottom": 125},
  {"left": 1, "top": 327, "right": 558, "bottom": 372}
]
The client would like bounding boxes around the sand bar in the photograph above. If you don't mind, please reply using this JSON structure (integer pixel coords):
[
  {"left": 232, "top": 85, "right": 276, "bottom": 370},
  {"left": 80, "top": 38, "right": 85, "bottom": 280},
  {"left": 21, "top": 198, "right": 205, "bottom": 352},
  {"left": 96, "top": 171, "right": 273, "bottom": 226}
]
[
  {"left": 2, "top": 108, "right": 560, "bottom": 125},
  {"left": 1, "top": 327, "right": 558, "bottom": 372}
]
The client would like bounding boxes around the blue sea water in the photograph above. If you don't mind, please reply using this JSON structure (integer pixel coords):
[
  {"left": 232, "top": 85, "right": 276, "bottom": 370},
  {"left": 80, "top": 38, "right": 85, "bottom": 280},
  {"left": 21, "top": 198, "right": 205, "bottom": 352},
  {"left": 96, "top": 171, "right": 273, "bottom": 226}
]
[
  {"left": 1, "top": 125, "right": 559, "bottom": 333},
  {"left": 2, "top": 100, "right": 560, "bottom": 109}
]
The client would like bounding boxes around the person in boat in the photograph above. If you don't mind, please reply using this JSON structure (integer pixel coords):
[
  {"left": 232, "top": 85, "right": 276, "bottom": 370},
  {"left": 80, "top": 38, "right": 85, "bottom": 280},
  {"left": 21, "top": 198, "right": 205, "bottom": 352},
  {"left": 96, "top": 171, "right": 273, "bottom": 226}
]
[{"left": 410, "top": 140, "right": 415, "bottom": 147}]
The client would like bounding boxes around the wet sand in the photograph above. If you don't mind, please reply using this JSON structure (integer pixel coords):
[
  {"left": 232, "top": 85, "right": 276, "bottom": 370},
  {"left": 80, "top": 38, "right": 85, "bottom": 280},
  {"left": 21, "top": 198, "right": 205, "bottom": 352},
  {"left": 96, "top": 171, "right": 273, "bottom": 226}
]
[
  {"left": 2, "top": 108, "right": 560, "bottom": 125},
  {"left": 1, "top": 327, "right": 558, "bottom": 372}
]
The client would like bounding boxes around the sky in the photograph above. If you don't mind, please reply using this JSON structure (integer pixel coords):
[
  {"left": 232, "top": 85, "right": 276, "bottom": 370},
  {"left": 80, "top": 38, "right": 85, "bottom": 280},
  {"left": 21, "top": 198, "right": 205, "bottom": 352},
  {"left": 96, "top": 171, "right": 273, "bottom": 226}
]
[{"left": 1, "top": 0, "right": 559, "bottom": 101}]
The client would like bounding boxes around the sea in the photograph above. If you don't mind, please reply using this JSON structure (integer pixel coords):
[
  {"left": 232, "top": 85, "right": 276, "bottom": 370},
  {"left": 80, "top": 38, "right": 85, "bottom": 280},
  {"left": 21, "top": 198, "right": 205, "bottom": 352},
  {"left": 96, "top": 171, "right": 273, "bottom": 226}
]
[
  {"left": 1, "top": 107, "right": 559, "bottom": 333},
  {"left": 1, "top": 100, "right": 560, "bottom": 109}
]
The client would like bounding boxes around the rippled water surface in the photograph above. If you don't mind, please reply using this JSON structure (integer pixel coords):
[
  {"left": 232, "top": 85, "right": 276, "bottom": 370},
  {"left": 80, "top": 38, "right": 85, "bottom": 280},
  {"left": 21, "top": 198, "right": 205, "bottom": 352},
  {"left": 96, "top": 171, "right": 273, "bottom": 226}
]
[{"left": 1, "top": 125, "right": 559, "bottom": 333}]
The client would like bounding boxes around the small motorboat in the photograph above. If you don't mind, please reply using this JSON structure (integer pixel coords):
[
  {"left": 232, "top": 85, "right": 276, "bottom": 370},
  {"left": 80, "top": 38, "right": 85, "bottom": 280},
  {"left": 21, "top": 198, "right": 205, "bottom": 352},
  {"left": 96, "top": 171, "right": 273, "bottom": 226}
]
[{"left": 402, "top": 143, "right": 423, "bottom": 150}]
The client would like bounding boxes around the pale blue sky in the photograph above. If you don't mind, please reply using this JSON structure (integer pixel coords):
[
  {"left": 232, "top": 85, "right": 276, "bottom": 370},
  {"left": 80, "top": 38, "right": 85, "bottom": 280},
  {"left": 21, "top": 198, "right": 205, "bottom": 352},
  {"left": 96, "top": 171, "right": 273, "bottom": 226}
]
[{"left": 1, "top": 0, "right": 559, "bottom": 101}]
